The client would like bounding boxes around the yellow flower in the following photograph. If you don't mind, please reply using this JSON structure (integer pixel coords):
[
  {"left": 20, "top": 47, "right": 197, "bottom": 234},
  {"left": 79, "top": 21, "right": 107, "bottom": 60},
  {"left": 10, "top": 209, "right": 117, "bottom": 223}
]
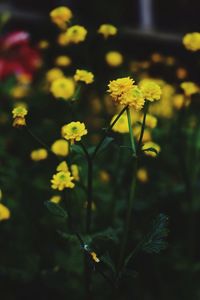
[
  {"left": 183, "top": 32, "right": 200, "bottom": 51},
  {"left": 0, "top": 203, "right": 10, "bottom": 221},
  {"left": 11, "top": 85, "right": 29, "bottom": 99},
  {"left": 55, "top": 55, "right": 71, "bottom": 67},
  {"left": 50, "top": 77, "right": 75, "bottom": 100},
  {"left": 66, "top": 25, "right": 87, "bottom": 44},
  {"left": 180, "top": 82, "right": 199, "bottom": 96},
  {"left": 142, "top": 141, "right": 160, "bottom": 157},
  {"left": 71, "top": 164, "right": 80, "bottom": 181},
  {"left": 61, "top": 121, "right": 87, "bottom": 142},
  {"left": 50, "top": 6, "right": 73, "bottom": 29},
  {"left": 121, "top": 86, "right": 145, "bottom": 110},
  {"left": 173, "top": 94, "right": 185, "bottom": 110},
  {"left": 141, "top": 114, "right": 157, "bottom": 129},
  {"left": 90, "top": 251, "right": 100, "bottom": 263},
  {"left": 98, "top": 24, "right": 117, "bottom": 38},
  {"left": 50, "top": 195, "right": 62, "bottom": 204},
  {"left": 99, "top": 170, "right": 110, "bottom": 183},
  {"left": 108, "top": 77, "right": 135, "bottom": 100},
  {"left": 111, "top": 112, "right": 129, "bottom": 133},
  {"left": 105, "top": 51, "right": 123, "bottom": 67},
  {"left": 56, "top": 161, "right": 69, "bottom": 172},
  {"left": 38, "top": 40, "right": 49, "bottom": 49},
  {"left": 51, "top": 171, "right": 75, "bottom": 190},
  {"left": 46, "top": 68, "right": 64, "bottom": 83},
  {"left": 12, "top": 106, "right": 28, "bottom": 118},
  {"left": 137, "top": 168, "right": 149, "bottom": 183},
  {"left": 74, "top": 69, "right": 94, "bottom": 84},
  {"left": 30, "top": 149, "right": 48, "bottom": 161},
  {"left": 134, "top": 127, "right": 152, "bottom": 142},
  {"left": 140, "top": 79, "right": 162, "bottom": 101},
  {"left": 51, "top": 139, "right": 69, "bottom": 157}
]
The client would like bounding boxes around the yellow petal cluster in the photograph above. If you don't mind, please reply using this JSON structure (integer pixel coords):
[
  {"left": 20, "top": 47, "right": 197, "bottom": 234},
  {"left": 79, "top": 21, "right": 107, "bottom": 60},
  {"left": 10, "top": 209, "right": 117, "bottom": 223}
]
[
  {"left": 0, "top": 203, "right": 10, "bottom": 221},
  {"left": 30, "top": 149, "right": 48, "bottom": 161},
  {"left": 74, "top": 69, "right": 94, "bottom": 84},
  {"left": 51, "top": 139, "right": 69, "bottom": 157},
  {"left": 140, "top": 79, "right": 162, "bottom": 102},
  {"left": 98, "top": 24, "right": 117, "bottom": 38},
  {"left": 50, "top": 6, "right": 73, "bottom": 30},
  {"left": 50, "top": 77, "right": 75, "bottom": 100},
  {"left": 142, "top": 142, "right": 161, "bottom": 157},
  {"left": 105, "top": 51, "right": 123, "bottom": 67},
  {"left": 61, "top": 121, "right": 87, "bottom": 142},
  {"left": 183, "top": 32, "right": 200, "bottom": 51},
  {"left": 180, "top": 82, "right": 199, "bottom": 96},
  {"left": 51, "top": 171, "right": 75, "bottom": 190}
]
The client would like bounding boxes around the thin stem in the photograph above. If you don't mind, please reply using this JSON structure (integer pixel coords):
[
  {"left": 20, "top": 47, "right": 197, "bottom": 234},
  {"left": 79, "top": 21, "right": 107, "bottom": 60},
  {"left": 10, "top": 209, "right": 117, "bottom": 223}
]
[
  {"left": 137, "top": 101, "right": 149, "bottom": 151},
  {"left": 26, "top": 126, "right": 52, "bottom": 153},
  {"left": 92, "top": 105, "right": 128, "bottom": 159},
  {"left": 117, "top": 158, "right": 138, "bottom": 272},
  {"left": 126, "top": 107, "right": 136, "bottom": 156}
]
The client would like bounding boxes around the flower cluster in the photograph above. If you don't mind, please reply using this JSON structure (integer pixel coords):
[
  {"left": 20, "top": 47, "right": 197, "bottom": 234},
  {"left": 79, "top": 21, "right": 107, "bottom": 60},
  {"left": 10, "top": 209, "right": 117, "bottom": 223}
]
[
  {"left": 61, "top": 121, "right": 87, "bottom": 143},
  {"left": 74, "top": 69, "right": 94, "bottom": 84}
]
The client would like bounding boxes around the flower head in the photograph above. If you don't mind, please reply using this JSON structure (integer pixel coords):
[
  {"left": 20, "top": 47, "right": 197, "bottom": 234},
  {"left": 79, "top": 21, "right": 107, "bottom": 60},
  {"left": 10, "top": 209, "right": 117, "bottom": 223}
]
[
  {"left": 50, "top": 77, "right": 75, "bottom": 100},
  {"left": 180, "top": 81, "right": 199, "bottom": 96},
  {"left": 61, "top": 121, "right": 87, "bottom": 142},
  {"left": 111, "top": 112, "right": 129, "bottom": 133},
  {"left": 74, "top": 69, "right": 94, "bottom": 84},
  {"left": 183, "top": 32, "right": 200, "bottom": 51},
  {"left": 51, "top": 171, "right": 75, "bottom": 190},
  {"left": 12, "top": 106, "right": 28, "bottom": 128},
  {"left": 56, "top": 161, "right": 69, "bottom": 172},
  {"left": 142, "top": 141, "right": 161, "bottom": 157},
  {"left": 0, "top": 203, "right": 10, "bottom": 221},
  {"left": 30, "top": 149, "right": 48, "bottom": 161},
  {"left": 65, "top": 25, "right": 87, "bottom": 44},
  {"left": 50, "top": 6, "right": 73, "bottom": 29},
  {"left": 140, "top": 79, "right": 162, "bottom": 102},
  {"left": 105, "top": 51, "right": 123, "bottom": 67},
  {"left": 55, "top": 55, "right": 71, "bottom": 67},
  {"left": 51, "top": 139, "right": 69, "bottom": 157},
  {"left": 98, "top": 24, "right": 117, "bottom": 38},
  {"left": 108, "top": 77, "right": 134, "bottom": 100},
  {"left": 46, "top": 68, "right": 64, "bottom": 83}
]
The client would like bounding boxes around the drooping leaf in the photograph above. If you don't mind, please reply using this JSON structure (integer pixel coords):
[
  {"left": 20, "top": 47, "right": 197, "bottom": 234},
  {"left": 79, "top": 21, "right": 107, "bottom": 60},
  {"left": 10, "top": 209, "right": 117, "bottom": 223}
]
[{"left": 44, "top": 201, "right": 68, "bottom": 219}]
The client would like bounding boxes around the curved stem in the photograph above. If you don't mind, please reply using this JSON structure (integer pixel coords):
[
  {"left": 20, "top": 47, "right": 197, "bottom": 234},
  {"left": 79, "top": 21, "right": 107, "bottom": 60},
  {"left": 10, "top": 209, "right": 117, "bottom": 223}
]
[{"left": 137, "top": 101, "right": 149, "bottom": 151}]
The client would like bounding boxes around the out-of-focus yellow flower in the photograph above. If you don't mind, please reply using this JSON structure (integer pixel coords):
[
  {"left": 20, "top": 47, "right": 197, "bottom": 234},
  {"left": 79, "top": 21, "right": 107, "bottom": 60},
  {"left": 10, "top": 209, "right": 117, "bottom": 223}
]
[
  {"left": 50, "top": 195, "right": 62, "bottom": 204},
  {"left": 11, "top": 85, "right": 29, "bottom": 99},
  {"left": 50, "top": 77, "right": 75, "bottom": 100},
  {"left": 71, "top": 164, "right": 80, "bottom": 181},
  {"left": 17, "top": 74, "right": 32, "bottom": 85},
  {"left": 38, "top": 40, "right": 49, "bottom": 49},
  {"left": 108, "top": 77, "right": 144, "bottom": 110},
  {"left": 50, "top": 6, "right": 73, "bottom": 30},
  {"left": 74, "top": 69, "right": 94, "bottom": 84},
  {"left": 51, "top": 139, "right": 69, "bottom": 157},
  {"left": 180, "top": 82, "right": 199, "bottom": 96},
  {"left": 183, "top": 32, "right": 200, "bottom": 51},
  {"left": 57, "top": 32, "right": 69, "bottom": 46},
  {"left": 46, "top": 68, "right": 64, "bottom": 83},
  {"left": 61, "top": 121, "right": 87, "bottom": 142},
  {"left": 173, "top": 94, "right": 185, "bottom": 110},
  {"left": 51, "top": 171, "right": 75, "bottom": 190},
  {"left": 0, "top": 203, "right": 10, "bottom": 221},
  {"left": 151, "top": 53, "right": 163, "bottom": 63},
  {"left": 55, "top": 55, "right": 71, "bottom": 67},
  {"left": 142, "top": 141, "right": 160, "bottom": 157},
  {"left": 99, "top": 170, "right": 110, "bottom": 183},
  {"left": 137, "top": 168, "right": 149, "bottom": 183},
  {"left": 105, "top": 51, "right": 123, "bottom": 67},
  {"left": 111, "top": 112, "right": 129, "bottom": 133},
  {"left": 65, "top": 25, "right": 87, "bottom": 44},
  {"left": 57, "top": 161, "right": 69, "bottom": 172},
  {"left": 98, "top": 24, "right": 117, "bottom": 38},
  {"left": 140, "top": 79, "right": 162, "bottom": 101},
  {"left": 90, "top": 251, "right": 100, "bottom": 263},
  {"left": 30, "top": 148, "right": 48, "bottom": 161},
  {"left": 141, "top": 114, "right": 157, "bottom": 129},
  {"left": 165, "top": 56, "right": 175, "bottom": 66}
]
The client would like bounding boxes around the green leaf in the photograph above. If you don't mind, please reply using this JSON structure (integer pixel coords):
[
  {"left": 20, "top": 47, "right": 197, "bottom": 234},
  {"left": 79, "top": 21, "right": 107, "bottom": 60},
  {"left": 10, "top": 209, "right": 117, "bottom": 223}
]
[
  {"left": 70, "top": 144, "right": 85, "bottom": 156},
  {"left": 57, "top": 230, "right": 77, "bottom": 242},
  {"left": 97, "top": 137, "right": 114, "bottom": 155},
  {"left": 142, "top": 214, "right": 169, "bottom": 254},
  {"left": 44, "top": 201, "right": 68, "bottom": 219},
  {"left": 100, "top": 253, "right": 116, "bottom": 274}
]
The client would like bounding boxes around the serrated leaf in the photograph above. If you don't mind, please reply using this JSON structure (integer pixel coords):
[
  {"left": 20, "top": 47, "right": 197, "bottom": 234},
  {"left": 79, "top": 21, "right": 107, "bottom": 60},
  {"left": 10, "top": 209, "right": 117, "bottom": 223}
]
[{"left": 44, "top": 201, "right": 68, "bottom": 219}]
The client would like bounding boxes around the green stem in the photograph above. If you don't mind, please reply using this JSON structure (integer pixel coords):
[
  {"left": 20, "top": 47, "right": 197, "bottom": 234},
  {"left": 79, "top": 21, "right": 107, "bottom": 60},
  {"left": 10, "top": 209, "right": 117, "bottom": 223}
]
[
  {"left": 92, "top": 105, "right": 128, "bottom": 159},
  {"left": 137, "top": 101, "right": 149, "bottom": 151},
  {"left": 126, "top": 107, "right": 136, "bottom": 156}
]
